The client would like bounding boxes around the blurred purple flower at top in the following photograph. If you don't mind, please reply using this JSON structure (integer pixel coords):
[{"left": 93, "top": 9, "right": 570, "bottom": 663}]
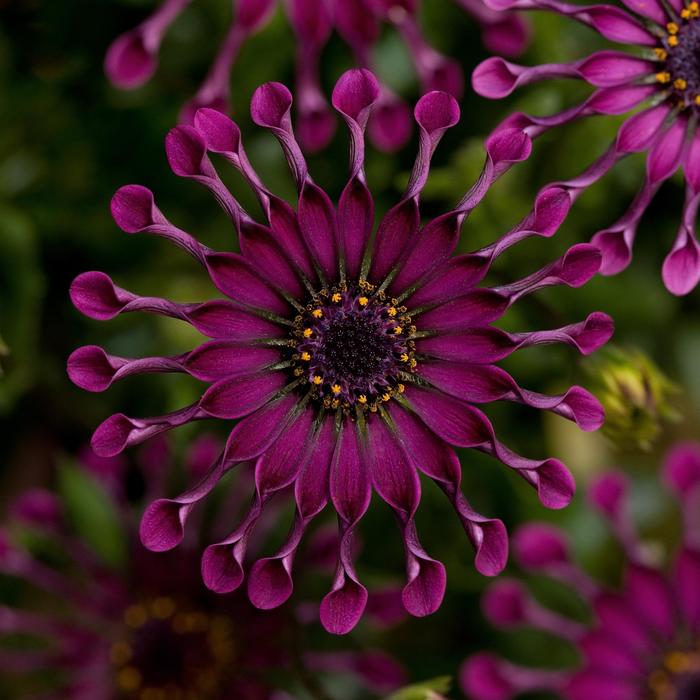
[
  {"left": 104, "top": 0, "right": 529, "bottom": 152},
  {"left": 68, "top": 68, "right": 612, "bottom": 634},
  {"left": 0, "top": 441, "right": 406, "bottom": 699},
  {"left": 472, "top": 0, "right": 700, "bottom": 296},
  {"left": 461, "top": 441, "right": 700, "bottom": 700}
]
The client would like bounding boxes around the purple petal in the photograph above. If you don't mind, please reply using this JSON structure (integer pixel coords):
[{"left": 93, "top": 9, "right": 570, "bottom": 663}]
[
  {"left": 194, "top": 107, "right": 241, "bottom": 153},
  {"left": 513, "top": 522, "right": 570, "bottom": 570},
  {"left": 104, "top": 30, "right": 157, "bottom": 89},
  {"left": 298, "top": 183, "right": 338, "bottom": 281},
  {"left": 647, "top": 116, "right": 688, "bottom": 184},
  {"left": 226, "top": 395, "right": 300, "bottom": 462},
  {"left": 675, "top": 547, "right": 700, "bottom": 632},
  {"left": 368, "top": 92, "right": 413, "bottom": 152},
  {"left": 70, "top": 271, "right": 131, "bottom": 320},
  {"left": 663, "top": 441, "right": 700, "bottom": 496},
  {"left": 390, "top": 213, "right": 460, "bottom": 295},
  {"left": 616, "top": 104, "right": 671, "bottom": 153},
  {"left": 184, "top": 342, "right": 280, "bottom": 382},
  {"left": 239, "top": 222, "right": 304, "bottom": 298},
  {"left": 187, "top": 300, "right": 285, "bottom": 340},
  {"left": 368, "top": 199, "right": 420, "bottom": 284},
  {"left": 416, "top": 290, "right": 508, "bottom": 330},
  {"left": 199, "top": 371, "right": 287, "bottom": 419},
  {"left": 459, "top": 653, "right": 517, "bottom": 700},
  {"left": 205, "top": 252, "right": 290, "bottom": 315}
]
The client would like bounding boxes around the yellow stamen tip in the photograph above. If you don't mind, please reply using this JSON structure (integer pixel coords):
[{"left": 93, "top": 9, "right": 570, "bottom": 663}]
[
  {"left": 394, "top": 326, "right": 403, "bottom": 335},
  {"left": 674, "top": 78, "right": 687, "bottom": 89},
  {"left": 312, "top": 375, "right": 322, "bottom": 385},
  {"left": 381, "top": 393, "right": 391, "bottom": 402},
  {"left": 358, "top": 296, "right": 369, "bottom": 306},
  {"left": 358, "top": 394, "right": 367, "bottom": 404},
  {"left": 656, "top": 71, "right": 671, "bottom": 83},
  {"left": 400, "top": 353, "right": 409, "bottom": 362},
  {"left": 301, "top": 352, "right": 311, "bottom": 361},
  {"left": 667, "top": 21, "right": 679, "bottom": 33},
  {"left": 312, "top": 309, "right": 323, "bottom": 318},
  {"left": 682, "top": 8, "right": 690, "bottom": 18},
  {"left": 303, "top": 328, "right": 313, "bottom": 338},
  {"left": 387, "top": 306, "right": 397, "bottom": 317},
  {"left": 668, "top": 35, "right": 679, "bottom": 46},
  {"left": 331, "top": 384, "right": 342, "bottom": 395},
  {"left": 398, "top": 383, "right": 405, "bottom": 393},
  {"left": 654, "top": 48, "right": 668, "bottom": 60},
  {"left": 331, "top": 293, "right": 342, "bottom": 303},
  {"left": 409, "top": 359, "right": 417, "bottom": 369},
  {"left": 695, "top": 95, "right": 700, "bottom": 105}
]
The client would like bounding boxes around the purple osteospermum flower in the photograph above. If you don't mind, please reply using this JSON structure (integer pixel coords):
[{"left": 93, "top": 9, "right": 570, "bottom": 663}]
[
  {"left": 68, "top": 68, "right": 612, "bottom": 634},
  {"left": 0, "top": 443, "right": 406, "bottom": 698},
  {"left": 472, "top": 0, "right": 700, "bottom": 296},
  {"left": 105, "top": 0, "right": 529, "bottom": 152},
  {"left": 461, "top": 441, "right": 700, "bottom": 700}
]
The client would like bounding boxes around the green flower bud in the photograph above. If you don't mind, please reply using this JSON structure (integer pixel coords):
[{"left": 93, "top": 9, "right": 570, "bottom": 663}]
[{"left": 586, "top": 347, "right": 680, "bottom": 451}]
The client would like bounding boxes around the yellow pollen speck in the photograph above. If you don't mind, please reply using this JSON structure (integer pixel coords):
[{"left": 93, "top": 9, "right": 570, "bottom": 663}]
[
  {"left": 394, "top": 326, "right": 403, "bottom": 335},
  {"left": 675, "top": 78, "right": 688, "bottom": 89},
  {"left": 668, "top": 22, "right": 679, "bottom": 33},
  {"left": 669, "top": 35, "right": 679, "bottom": 46},
  {"left": 381, "top": 393, "right": 391, "bottom": 402},
  {"left": 398, "top": 383, "right": 405, "bottom": 393},
  {"left": 358, "top": 394, "right": 367, "bottom": 404},
  {"left": 303, "top": 328, "right": 313, "bottom": 338},
  {"left": 312, "top": 309, "right": 323, "bottom": 318},
  {"left": 409, "top": 358, "right": 417, "bottom": 369},
  {"left": 400, "top": 353, "right": 409, "bottom": 362},
  {"left": 312, "top": 375, "right": 323, "bottom": 385},
  {"left": 358, "top": 296, "right": 369, "bottom": 306},
  {"left": 331, "top": 384, "right": 342, "bottom": 395},
  {"left": 152, "top": 597, "right": 175, "bottom": 619},
  {"left": 665, "top": 651, "right": 691, "bottom": 673},
  {"left": 110, "top": 641, "right": 132, "bottom": 665},
  {"left": 124, "top": 605, "right": 148, "bottom": 628},
  {"left": 695, "top": 95, "right": 700, "bottom": 105},
  {"left": 300, "top": 352, "right": 311, "bottom": 361},
  {"left": 656, "top": 71, "right": 671, "bottom": 83},
  {"left": 654, "top": 47, "right": 668, "bottom": 60},
  {"left": 682, "top": 7, "right": 690, "bottom": 17},
  {"left": 387, "top": 306, "right": 397, "bottom": 317},
  {"left": 117, "top": 667, "right": 142, "bottom": 691},
  {"left": 331, "top": 293, "right": 342, "bottom": 303}
]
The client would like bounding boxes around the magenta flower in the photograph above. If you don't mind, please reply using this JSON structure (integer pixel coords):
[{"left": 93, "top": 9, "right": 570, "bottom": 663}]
[
  {"left": 68, "top": 68, "right": 612, "bottom": 635},
  {"left": 104, "top": 0, "right": 529, "bottom": 152},
  {"left": 461, "top": 441, "right": 700, "bottom": 700},
  {"left": 472, "top": 0, "right": 700, "bottom": 296},
  {"left": 0, "top": 442, "right": 406, "bottom": 698}
]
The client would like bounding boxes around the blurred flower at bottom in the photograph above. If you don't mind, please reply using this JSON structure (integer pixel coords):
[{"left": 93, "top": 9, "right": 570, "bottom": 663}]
[
  {"left": 460, "top": 441, "right": 700, "bottom": 699},
  {"left": 0, "top": 437, "right": 406, "bottom": 699}
]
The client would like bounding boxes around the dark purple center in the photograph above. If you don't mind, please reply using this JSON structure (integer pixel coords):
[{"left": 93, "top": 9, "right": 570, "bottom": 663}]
[
  {"left": 113, "top": 600, "right": 234, "bottom": 698},
  {"left": 677, "top": 672, "right": 700, "bottom": 700},
  {"left": 666, "top": 19, "right": 700, "bottom": 101},
  {"left": 292, "top": 286, "right": 416, "bottom": 409}
]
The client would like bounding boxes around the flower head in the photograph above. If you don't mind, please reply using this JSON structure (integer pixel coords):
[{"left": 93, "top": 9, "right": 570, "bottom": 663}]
[
  {"left": 460, "top": 441, "right": 700, "bottom": 700},
  {"left": 0, "top": 441, "right": 406, "bottom": 698},
  {"left": 473, "top": 0, "right": 700, "bottom": 295},
  {"left": 105, "top": 0, "right": 529, "bottom": 152},
  {"left": 586, "top": 346, "right": 680, "bottom": 452},
  {"left": 68, "top": 68, "right": 612, "bottom": 634}
]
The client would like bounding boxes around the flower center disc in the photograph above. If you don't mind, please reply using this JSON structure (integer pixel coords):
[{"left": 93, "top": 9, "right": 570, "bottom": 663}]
[
  {"left": 112, "top": 598, "right": 235, "bottom": 699},
  {"left": 292, "top": 285, "right": 417, "bottom": 410}
]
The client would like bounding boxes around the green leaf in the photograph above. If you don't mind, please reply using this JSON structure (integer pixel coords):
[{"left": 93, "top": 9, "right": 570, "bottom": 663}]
[
  {"left": 58, "top": 460, "right": 127, "bottom": 570},
  {"left": 383, "top": 676, "right": 452, "bottom": 700}
]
